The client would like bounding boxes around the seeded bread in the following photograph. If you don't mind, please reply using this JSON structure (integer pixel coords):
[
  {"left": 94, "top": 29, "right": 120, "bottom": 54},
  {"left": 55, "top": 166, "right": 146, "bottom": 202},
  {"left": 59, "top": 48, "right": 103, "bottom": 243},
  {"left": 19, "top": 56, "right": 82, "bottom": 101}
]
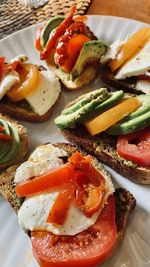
[
  {"left": 0, "top": 114, "right": 28, "bottom": 170},
  {"left": 0, "top": 143, "right": 136, "bottom": 245},
  {"left": 53, "top": 65, "right": 99, "bottom": 90},
  {"left": 62, "top": 127, "right": 150, "bottom": 184},
  {"left": 0, "top": 95, "right": 60, "bottom": 123}
]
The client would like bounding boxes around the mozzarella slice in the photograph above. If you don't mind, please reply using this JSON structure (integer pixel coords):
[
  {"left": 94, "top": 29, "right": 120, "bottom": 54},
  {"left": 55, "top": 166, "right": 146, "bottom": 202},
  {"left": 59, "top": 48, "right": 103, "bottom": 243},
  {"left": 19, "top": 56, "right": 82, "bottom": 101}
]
[
  {"left": 14, "top": 144, "right": 68, "bottom": 183},
  {"left": 18, "top": 192, "right": 101, "bottom": 235},
  {"left": 0, "top": 70, "right": 20, "bottom": 100},
  {"left": 14, "top": 158, "right": 63, "bottom": 184},
  {"left": 25, "top": 70, "right": 61, "bottom": 116},
  {"left": 115, "top": 40, "right": 150, "bottom": 79},
  {"left": 136, "top": 79, "right": 150, "bottom": 94},
  {"left": 29, "top": 143, "right": 68, "bottom": 162},
  {"left": 100, "top": 40, "right": 124, "bottom": 64}
]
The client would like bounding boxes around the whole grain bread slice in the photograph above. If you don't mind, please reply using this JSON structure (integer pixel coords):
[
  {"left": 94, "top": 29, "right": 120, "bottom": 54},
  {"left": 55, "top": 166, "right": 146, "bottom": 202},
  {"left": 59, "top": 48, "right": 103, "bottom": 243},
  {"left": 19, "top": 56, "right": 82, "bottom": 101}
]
[
  {"left": 0, "top": 113, "right": 28, "bottom": 170},
  {"left": 0, "top": 97, "right": 60, "bottom": 122},
  {"left": 0, "top": 142, "right": 136, "bottom": 247},
  {"left": 62, "top": 127, "right": 150, "bottom": 184}
]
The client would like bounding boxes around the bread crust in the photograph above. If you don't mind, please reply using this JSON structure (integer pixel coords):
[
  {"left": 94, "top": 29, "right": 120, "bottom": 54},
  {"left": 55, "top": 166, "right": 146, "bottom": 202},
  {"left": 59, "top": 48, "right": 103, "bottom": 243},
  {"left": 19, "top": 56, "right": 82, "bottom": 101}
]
[
  {"left": 0, "top": 94, "right": 60, "bottom": 123},
  {"left": 0, "top": 113, "right": 28, "bottom": 170},
  {"left": 62, "top": 127, "right": 150, "bottom": 184}
]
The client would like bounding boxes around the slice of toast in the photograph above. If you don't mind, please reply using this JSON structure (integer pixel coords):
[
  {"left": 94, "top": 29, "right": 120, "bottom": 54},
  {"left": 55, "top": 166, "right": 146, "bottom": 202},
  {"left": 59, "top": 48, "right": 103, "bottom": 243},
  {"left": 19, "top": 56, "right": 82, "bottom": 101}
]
[
  {"left": 0, "top": 96, "right": 60, "bottom": 123},
  {"left": 0, "top": 67, "right": 60, "bottom": 123},
  {"left": 0, "top": 142, "right": 136, "bottom": 250},
  {"left": 0, "top": 113, "right": 28, "bottom": 170},
  {"left": 62, "top": 127, "right": 150, "bottom": 184},
  {"left": 54, "top": 65, "right": 99, "bottom": 90}
]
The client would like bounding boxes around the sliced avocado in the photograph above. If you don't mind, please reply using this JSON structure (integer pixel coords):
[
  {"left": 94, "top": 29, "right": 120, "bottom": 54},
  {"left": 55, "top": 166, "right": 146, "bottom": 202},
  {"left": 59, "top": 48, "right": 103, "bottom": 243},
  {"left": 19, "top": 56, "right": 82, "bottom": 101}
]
[
  {"left": 62, "top": 88, "right": 110, "bottom": 115},
  {"left": 40, "top": 16, "right": 64, "bottom": 48},
  {"left": 0, "top": 120, "right": 12, "bottom": 162},
  {"left": 55, "top": 88, "right": 110, "bottom": 129},
  {"left": 107, "top": 94, "right": 150, "bottom": 135},
  {"left": 0, "top": 122, "right": 20, "bottom": 163},
  {"left": 94, "top": 90, "right": 124, "bottom": 115},
  {"left": 71, "top": 40, "right": 108, "bottom": 80}
]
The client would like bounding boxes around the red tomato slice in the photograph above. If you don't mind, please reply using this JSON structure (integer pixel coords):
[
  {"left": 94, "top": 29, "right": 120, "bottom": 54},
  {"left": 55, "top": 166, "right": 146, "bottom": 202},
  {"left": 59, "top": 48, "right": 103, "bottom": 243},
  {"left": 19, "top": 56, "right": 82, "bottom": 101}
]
[
  {"left": 40, "top": 5, "right": 76, "bottom": 60},
  {"left": 117, "top": 127, "right": 150, "bottom": 167},
  {"left": 46, "top": 183, "right": 75, "bottom": 225},
  {"left": 31, "top": 195, "right": 117, "bottom": 267}
]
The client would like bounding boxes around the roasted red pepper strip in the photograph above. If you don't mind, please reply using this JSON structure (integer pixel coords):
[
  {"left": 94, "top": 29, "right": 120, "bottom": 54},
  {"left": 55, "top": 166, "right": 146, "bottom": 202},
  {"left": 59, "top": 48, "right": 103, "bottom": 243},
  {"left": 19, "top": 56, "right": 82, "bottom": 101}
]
[
  {"left": 15, "top": 163, "right": 76, "bottom": 197},
  {"left": 0, "top": 133, "right": 12, "bottom": 141},
  {"left": 46, "top": 183, "right": 75, "bottom": 225},
  {"left": 0, "top": 56, "right": 6, "bottom": 79},
  {"left": 40, "top": 5, "right": 76, "bottom": 60},
  {"left": 35, "top": 25, "right": 44, "bottom": 51}
]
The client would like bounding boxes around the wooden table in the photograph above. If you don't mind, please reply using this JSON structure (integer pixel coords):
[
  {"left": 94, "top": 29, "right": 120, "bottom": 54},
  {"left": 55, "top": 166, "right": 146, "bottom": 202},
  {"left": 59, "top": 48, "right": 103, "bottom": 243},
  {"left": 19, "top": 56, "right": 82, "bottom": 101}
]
[{"left": 87, "top": 0, "right": 150, "bottom": 24}]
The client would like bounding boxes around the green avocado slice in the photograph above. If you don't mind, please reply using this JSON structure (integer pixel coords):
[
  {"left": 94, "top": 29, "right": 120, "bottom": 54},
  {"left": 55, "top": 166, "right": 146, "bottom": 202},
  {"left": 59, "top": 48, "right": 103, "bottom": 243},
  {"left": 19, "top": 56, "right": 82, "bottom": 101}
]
[
  {"left": 62, "top": 88, "right": 110, "bottom": 115},
  {"left": 40, "top": 16, "right": 64, "bottom": 48},
  {"left": 0, "top": 122, "right": 20, "bottom": 163},
  {"left": 71, "top": 40, "right": 108, "bottom": 80},
  {"left": 107, "top": 94, "right": 150, "bottom": 135},
  {"left": 55, "top": 88, "right": 110, "bottom": 129},
  {"left": 0, "top": 120, "right": 12, "bottom": 162}
]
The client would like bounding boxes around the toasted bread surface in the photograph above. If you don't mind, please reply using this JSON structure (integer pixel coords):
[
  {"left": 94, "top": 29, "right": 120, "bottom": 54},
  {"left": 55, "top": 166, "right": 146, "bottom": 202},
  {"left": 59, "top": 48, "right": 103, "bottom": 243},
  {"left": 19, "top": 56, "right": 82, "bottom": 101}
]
[
  {"left": 62, "top": 127, "right": 150, "bottom": 184},
  {"left": 49, "top": 64, "right": 99, "bottom": 90},
  {"left": 0, "top": 98, "right": 59, "bottom": 122},
  {"left": 0, "top": 143, "right": 136, "bottom": 236},
  {"left": 0, "top": 114, "right": 28, "bottom": 170}
]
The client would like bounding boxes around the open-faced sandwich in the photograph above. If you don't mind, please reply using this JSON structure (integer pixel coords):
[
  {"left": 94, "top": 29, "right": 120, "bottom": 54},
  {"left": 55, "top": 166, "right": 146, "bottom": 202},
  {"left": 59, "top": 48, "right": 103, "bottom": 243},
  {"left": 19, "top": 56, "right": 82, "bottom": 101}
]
[
  {"left": 0, "top": 55, "right": 61, "bottom": 122},
  {"left": 35, "top": 5, "right": 108, "bottom": 90},
  {"left": 100, "top": 28, "right": 150, "bottom": 94},
  {"left": 55, "top": 88, "right": 150, "bottom": 184},
  {"left": 0, "top": 142, "right": 136, "bottom": 267},
  {"left": 0, "top": 113, "right": 28, "bottom": 170}
]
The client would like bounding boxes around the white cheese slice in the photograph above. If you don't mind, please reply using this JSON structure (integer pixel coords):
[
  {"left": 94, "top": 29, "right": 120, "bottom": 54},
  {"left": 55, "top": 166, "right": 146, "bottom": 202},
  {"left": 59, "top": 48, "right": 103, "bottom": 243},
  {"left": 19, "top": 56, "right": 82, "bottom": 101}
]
[
  {"left": 14, "top": 158, "right": 63, "bottom": 184},
  {"left": 29, "top": 143, "right": 68, "bottom": 162},
  {"left": 0, "top": 70, "right": 20, "bottom": 100},
  {"left": 25, "top": 70, "right": 61, "bottom": 116},
  {"left": 18, "top": 192, "right": 101, "bottom": 236},
  {"left": 14, "top": 144, "right": 68, "bottom": 183},
  {"left": 115, "top": 40, "right": 150, "bottom": 80},
  {"left": 136, "top": 79, "right": 150, "bottom": 94},
  {"left": 100, "top": 40, "right": 124, "bottom": 64}
]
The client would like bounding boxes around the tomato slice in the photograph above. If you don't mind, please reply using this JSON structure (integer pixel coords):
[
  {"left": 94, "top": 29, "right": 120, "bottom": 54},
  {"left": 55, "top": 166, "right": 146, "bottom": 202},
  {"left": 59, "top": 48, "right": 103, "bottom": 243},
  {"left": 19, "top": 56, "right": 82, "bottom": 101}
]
[
  {"left": 31, "top": 195, "right": 117, "bottom": 267},
  {"left": 46, "top": 183, "right": 75, "bottom": 225},
  {"left": 117, "top": 127, "right": 150, "bottom": 167},
  {"left": 6, "top": 63, "right": 39, "bottom": 101},
  {"left": 40, "top": 5, "right": 76, "bottom": 60}
]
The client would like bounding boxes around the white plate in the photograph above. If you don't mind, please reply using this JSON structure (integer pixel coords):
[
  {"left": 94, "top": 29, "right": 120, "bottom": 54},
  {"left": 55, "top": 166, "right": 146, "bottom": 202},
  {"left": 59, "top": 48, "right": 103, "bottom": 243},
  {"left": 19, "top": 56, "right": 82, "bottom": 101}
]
[{"left": 0, "top": 15, "right": 150, "bottom": 267}]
